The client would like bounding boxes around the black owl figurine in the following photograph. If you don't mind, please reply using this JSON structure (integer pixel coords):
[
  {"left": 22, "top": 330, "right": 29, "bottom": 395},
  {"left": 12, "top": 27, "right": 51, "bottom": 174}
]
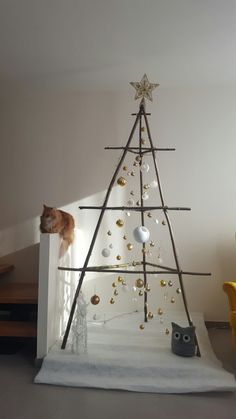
[{"left": 171, "top": 322, "right": 196, "bottom": 357}]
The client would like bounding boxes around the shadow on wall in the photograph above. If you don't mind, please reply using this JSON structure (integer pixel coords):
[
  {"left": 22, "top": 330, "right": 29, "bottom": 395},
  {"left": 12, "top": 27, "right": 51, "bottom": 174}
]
[{"left": 0, "top": 243, "right": 39, "bottom": 284}]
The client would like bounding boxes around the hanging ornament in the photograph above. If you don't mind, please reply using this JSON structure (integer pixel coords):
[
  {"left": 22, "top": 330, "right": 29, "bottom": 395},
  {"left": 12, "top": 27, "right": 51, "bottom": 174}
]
[
  {"left": 133, "top": 226, "right": 150, "bottom": 243},
  {"left": 148, "top": 312, "right": 154, "bottom": 320},
  {"left": 142, "top": 192, "right": 149, "bottom": 201},
  {"left": 117, "top": 276, "right": 123, "bottom": 283},
  {"left": 141, "top": 127, "right": 145, "bottom": 132},
  {"left": 127, "top": 243, "right": 133, "bottom": 251},
  {"left": 123, "top": 166, "right": 128, "bottom": 171},
  {"left": 114, "top": 289, "right": 119, "bottom": 296},
  {"left": 133, "top": 161, "right": 139, "bottom": 167},
  {"left": 122, "top": 279, "right": 127, "bottom": 286},
  {"left": 147, "top": 212, "right": 152, "bottom": 218},
  {"left": 109, "top": 243, "right": 113, "bottom": 249},
  {"left": 145, "top": 284, "right": 151, "bottom": 292},
  {"left": 123, "top": 234, "right": 127, "bottom": 240},
  {"left": 101, "top": 248, "right": 110, "bottom": 258},
  {"left": 157, "top": 257, "right": 163, "bottom": 264},
  {"left": 116, "top": 255, "right": 121, "bottom": 261},
  {"left": 127, "top": 171, "right": 131, "bottom": 176},
  {"left": 165, "top": 328, "right": 170, "bottom": 335},
  {"left": 139, "top": 324, "right": 145, "bottom": 330},
  {"left": 164, "top": 292, "right": 168, "bottom": 301},
  {"left": 116, "top": 219, "right": 124, "bottom": 227},
  {"left": 126, "top": 211, "right": 131, "bottom": 217},
  {"left": 162, "top": 220, "right": 166, "bottom": 226},
  {"left": 140, "top": 162, "right": 150, "bottom": 173},
  {"left": 139, "top": 290, "right": 144, "bottom": 296},
  {"left": 143, "top": 184, "right": 150, "bottom": 190},
  {"left": 110, "top": 298, "right": 115, "bottom": 304},
  {"left": 142, "top": 248, "right": 148, "bottom": 255},
  {"left": 132, "top": 286, "right": 137, "bottom": 292},
  {"left": 150, "top": 180, "right": 158, "bottom": 188},
  {"left": 160, "top": 279, "right": 167, "bottom": 287},
  {"left": 130, "top": 191, "right": 135, "bottom": 196},
  {"left": 127, "top": 199, "right": 134, "bottom": 206},
  {"left": 171, "top": 297, "right": 175, "bottom": 303},
  {"left": 158, "top": 308, "right": 163, "bottom": 315},
  {"left": 155, "top": 219, "right": 159, "bottom": 224},
  {"left": 122, "top": 282, "right": 129, "bottom": 292},
  {"left": 90, "top": 295, "right": 100, "bottom": 305},
  {"left": 107, "top": 230, "right": 112, "bottom": 236},
  {"left": 135, "top": 278, "right": 144, "bottom": 288},
  {"left": 135, "top": 155, "right": 142, "bottom": 162},
  {"left": 136, "top": 200, "right": 141, "bottom": 206},
  {"left": 131, "top": 171, "right": 135, "bottom": 177},
  {"left": 168, "top": 280, "right": 173, "bottom": 287},
  {"left": 141, "top": 139, "right": 146, "bottom": 145},
  {"left": 112, "top": 282, "right": 117, "bottom": 288},
  {"left": 117, "top": 176, "right": 127, "bottom": 187},
  {"left": 176, "top": 288, "right": 182, "bottom": 294},
  {"left": 150, "top": 241, "right": 155, "bottom": 247}
]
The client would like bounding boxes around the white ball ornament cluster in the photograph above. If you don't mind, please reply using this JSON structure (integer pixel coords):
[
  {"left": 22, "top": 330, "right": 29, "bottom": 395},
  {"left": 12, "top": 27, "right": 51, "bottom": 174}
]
[{"left": 133, "top": 226, "right": 150, "bottom": 243}]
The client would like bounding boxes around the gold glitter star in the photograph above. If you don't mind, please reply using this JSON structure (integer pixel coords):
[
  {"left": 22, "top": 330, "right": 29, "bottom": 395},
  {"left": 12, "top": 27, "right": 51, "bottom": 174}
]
[{"left": 130, "top": 74, "right": 159, "bottom": 102}]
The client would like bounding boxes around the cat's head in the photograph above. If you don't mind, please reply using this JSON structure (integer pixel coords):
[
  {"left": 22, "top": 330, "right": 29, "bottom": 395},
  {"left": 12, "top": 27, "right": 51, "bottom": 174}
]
[
  {"left": 42, "top": 204, "right": 57, "bottom": 219},
  {"left": 171, "top": 322, "right": 196, "bottom": 357}
]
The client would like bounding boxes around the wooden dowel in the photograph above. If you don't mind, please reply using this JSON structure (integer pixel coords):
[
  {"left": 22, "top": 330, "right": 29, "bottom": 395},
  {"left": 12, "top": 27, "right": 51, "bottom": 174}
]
[{"left": 79, "top": 206, "right": 191, "bottom": 211}]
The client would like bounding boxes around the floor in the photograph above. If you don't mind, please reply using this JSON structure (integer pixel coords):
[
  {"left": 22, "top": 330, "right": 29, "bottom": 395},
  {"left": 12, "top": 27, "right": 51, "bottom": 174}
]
[{"left": 0, "top": 328, "right": 235, "bottom": 419}]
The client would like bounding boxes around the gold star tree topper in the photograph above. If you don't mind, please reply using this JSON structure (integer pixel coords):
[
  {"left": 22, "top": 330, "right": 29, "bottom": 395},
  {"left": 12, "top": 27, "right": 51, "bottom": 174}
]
[{"left": 130, "top": 74, "right": 159, "bottom": 102}]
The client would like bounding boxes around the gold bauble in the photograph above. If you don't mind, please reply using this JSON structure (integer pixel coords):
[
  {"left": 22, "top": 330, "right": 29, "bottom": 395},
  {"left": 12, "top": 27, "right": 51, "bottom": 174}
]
[
  {"left": 112, "top": 282, "right": 117, "bottom": 288},
  {"left": 117, "top": 176, "right": 127, "bottom": 187},
  {"left": 123, "top": 166, "right": 128, "bottom": 171},
  {"left": 123, "top": 234, "right": 127, "bottom": 240},
  {"left": 135, "top": 278, "right": 144, "bottom": 288},
  {"left": 141, "top": 139, "right": 146, "bottom": 145},
  {"left": 158, "top": 308, "right": 163, "bottom": 315},
  {"left": 117, "top": 276, "right": 123, "bottom": 283},
  {"left": 110, "top": 298, "right": 115, "bottom": 304},
  {"left": 139, "top": 290, "right": 144, "bottom": 296},
  {"left": 165, "top": 328, "right": 170, "bottom": 335},
  {"left": 127, "top": 243, "right": 133, "bottom": 251},
  {"left": 141, "top": 127, "right": 145, "bottom": 132},
  {"left": 176, "top": 288, "right": 182, "bottom": 294},
  {"left": 116, "top": 219, "right": 124, "bottom": 227},
  {"left": 148, "top": 312, "right": 153, "bottom": 320},
  {"left": 143, "top": 184, "right": 150, "bottom": 190},
  {"left": 116, "top": 255, "right": 121, "bottom": 261},
  {"left": 160, "top": 279, "right": 167, "bottom": 287},
  {"left": 139, "top": 324, "right": 145, "bottom": 330},
  {"left": 145, "top": 284, "right": 151, "bottom": 292},
  {"left": 171, "top": 297, "right": 175, "bottom": 303},
  {"left": 90, "top": 295, "right": 100, "bottom": 305},
  {"left": 135, "top": 156, "right": 141, "bottom": 162},
  {"left": 142, "top": 248, "right": 148, "bottom": 254},
  {"left": 114, "top": 289, "right": 119, "bottom": 296}
]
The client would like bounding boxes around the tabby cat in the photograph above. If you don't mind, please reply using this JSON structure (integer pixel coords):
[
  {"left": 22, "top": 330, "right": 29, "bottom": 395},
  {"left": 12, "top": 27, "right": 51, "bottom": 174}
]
[{"left": 40, "top": 204, "right": 75, "bottom": 257}]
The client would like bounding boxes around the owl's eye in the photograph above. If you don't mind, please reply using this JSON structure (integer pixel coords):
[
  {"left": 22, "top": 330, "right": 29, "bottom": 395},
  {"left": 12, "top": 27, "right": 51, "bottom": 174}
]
[
  {"left": 173, "top": 331, "right": 181, "bottom": 340},
  {"left": 183, "top": 334, "right": 191, "bottom": 343}
]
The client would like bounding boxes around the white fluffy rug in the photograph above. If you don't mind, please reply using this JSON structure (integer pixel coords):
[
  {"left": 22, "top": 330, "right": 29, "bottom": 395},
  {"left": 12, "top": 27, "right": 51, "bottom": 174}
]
[{"left": 35, "top": 311, "right": 236, "bottom": 393}]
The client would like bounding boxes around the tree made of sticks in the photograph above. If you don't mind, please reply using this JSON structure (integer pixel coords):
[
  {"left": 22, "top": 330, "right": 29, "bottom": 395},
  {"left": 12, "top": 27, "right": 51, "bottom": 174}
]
[{"left": 59, "top": 74, "right": 210, "bottom": 356}]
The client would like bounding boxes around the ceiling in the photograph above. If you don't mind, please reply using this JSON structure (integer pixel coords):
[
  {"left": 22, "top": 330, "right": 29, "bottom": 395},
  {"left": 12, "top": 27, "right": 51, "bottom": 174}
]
[{"left": 0, "top": 0, "right": 236, "bottom": 89}]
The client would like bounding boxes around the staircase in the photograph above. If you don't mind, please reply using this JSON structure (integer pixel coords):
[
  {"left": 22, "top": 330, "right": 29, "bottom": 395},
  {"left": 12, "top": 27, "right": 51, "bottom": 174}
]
[{"left": 0, "top": 264, "right": 38, "bottom": 351}]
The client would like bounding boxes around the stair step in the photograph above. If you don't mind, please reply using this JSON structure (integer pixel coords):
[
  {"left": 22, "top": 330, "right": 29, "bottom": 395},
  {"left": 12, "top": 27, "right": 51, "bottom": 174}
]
[
  {"left": 0, "top": 283, "right": 38, "bottom": 304},
  {"left": 0, "top": 264, "right": 14, "bottom": 275},
  {"left": 0, "top": 321, "right": 37, "bottom": 337}
]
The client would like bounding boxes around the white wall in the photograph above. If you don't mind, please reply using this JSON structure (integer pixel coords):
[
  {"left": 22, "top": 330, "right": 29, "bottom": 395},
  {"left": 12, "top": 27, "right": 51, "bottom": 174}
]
[{"left": 1, "top": 84, "right": 236, "bottom": 320}]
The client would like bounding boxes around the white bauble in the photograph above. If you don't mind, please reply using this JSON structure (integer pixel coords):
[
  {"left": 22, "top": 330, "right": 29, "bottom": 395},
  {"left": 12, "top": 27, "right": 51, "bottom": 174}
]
[
  {"left": 127, "top": 199, "right": 134, "bottom": 206},
  {"left": 142, "top": 192, "right": 149, "bottom": 200},
  {"left": 101, "top": 248, "right": 110, "bottom": 257},
  {"left": 133, "top": 226, "right": 150, "bottom": 243},
  {"left": 150, "top": 180, "right": 158, "bottom": 188},
  {"left": 140, "top": 162, "right": 150, "bottom": 173}
]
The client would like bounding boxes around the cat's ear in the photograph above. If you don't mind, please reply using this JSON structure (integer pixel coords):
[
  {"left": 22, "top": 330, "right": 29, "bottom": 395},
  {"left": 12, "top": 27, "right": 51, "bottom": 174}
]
[
  {"left": 43, "top": 204, "right": 47, "bottom": 209},
  {"left": 171, "top": 322, "right": 178, "bottom": 329}
]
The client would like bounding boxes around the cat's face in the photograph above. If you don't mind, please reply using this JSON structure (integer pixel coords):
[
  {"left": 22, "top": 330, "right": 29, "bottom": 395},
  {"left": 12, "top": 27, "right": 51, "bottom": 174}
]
[
  {"left": 171, "top": 322, "right": 196, "bottom": 357},
  {"left": 42, "top": 205, "right": 56, "bottom": 220}
]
